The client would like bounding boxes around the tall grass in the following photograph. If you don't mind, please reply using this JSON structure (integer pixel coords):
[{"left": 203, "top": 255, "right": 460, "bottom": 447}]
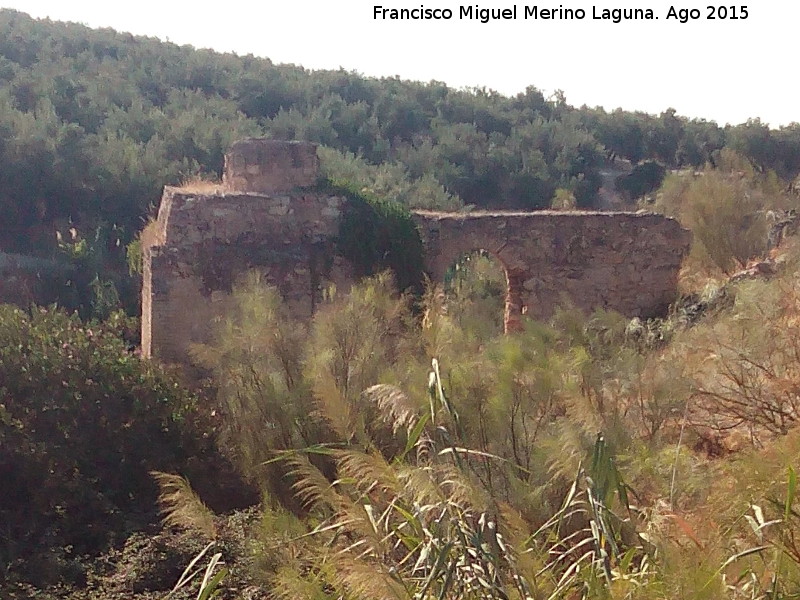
[
  {"left": 156, "top": 217, "right": 800, "bottom": 599},
  {"left": 649, "top": 149, "right": 792, "bottom": 285}
]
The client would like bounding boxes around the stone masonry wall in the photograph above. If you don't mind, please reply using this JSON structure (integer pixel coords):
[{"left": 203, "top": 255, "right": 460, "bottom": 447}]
[
  {"left": 142, "top": 139, "right": 691, "bottom": 365},
  {"left": 222, "top": 139, "right": 319, "bottom": 194},
  {"left": 413, "top": 210, "right": 691, "bottom": 331},
  {"left": 141, "top": 138, "right": 349, "bottom": 363}
]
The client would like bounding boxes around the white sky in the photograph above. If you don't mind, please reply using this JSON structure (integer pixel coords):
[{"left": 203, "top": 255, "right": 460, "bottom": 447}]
[{"left": 2, "top": 0, "right": 797, "bottom": 127}]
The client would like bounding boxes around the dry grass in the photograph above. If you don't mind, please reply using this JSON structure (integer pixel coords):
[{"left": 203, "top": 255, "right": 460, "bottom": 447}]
[
  {"left": 151, "top": 471, "right": 217, "bottom": 539},
  {"left": 139, "top": 216, "right": 163, "bottom": 249},
  {"left": 177, "top": 175, "right": 225, "bottom": 195},
  {"left": 148, "top": 230, "right": 800, "bottom": 599},
  {"left": 650, "top": 150, "right": 794, "bottom": 293}
]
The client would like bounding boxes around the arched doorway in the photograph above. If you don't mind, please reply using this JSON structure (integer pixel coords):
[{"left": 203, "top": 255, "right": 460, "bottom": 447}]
[{"left": 443, "top": 250, "right": 523, "bottom": 338}]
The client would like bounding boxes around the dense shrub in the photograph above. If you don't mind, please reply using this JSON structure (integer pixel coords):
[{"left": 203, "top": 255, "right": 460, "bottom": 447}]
[
  {"left": 651, "top": 150, "right": 790, "bottom": 278},
  {"left": 444, "top": 251, "right": 507, "bottom": 341},
  {"left": 0, "top": 306, "right": 206, "bottom": 583},
  {"left": 191, "top": 272, "right": 414, "bottom": 499},
  {"left": 118, "top": 252, "right": 800, "bottom": 599},
  {"left": 615, "top": 160, "right": 666, "bottom": 201},
  {"left": 327, "top": 179, "right": 425, "bottom": 293},
  {"left": 190, "top": 275, "right": 317, "bottom": 504}
]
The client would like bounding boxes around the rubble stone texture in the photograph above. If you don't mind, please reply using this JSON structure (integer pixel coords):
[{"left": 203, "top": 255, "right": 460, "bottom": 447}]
[{"left": 142, "top": 139, "right": 691, "bottom": 364}]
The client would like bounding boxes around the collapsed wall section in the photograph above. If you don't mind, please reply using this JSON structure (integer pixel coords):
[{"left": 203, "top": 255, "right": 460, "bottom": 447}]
[{"left": 141, "top": 187, "right": 349, "bottom": 362}]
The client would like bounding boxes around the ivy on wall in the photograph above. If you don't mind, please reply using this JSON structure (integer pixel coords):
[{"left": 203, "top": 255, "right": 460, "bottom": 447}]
[{"left": 322, "top": 179, "right": 425, "bottom": 293}]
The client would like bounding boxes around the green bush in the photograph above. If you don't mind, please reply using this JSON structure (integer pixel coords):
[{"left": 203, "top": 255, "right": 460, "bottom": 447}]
[
  {"left": 324, "top": 179, "right": 425, "bottom": 294},
  {"left": 615, "top": 160, "right": 666, "bottom": 201},
  {"left": 0, "top": 306, "right": 204, "bottom": 583}
]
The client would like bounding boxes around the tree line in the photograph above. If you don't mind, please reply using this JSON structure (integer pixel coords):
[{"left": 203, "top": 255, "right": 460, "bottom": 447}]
[{"left": 2, "top": 8, "right": 800, "bottom": 256}]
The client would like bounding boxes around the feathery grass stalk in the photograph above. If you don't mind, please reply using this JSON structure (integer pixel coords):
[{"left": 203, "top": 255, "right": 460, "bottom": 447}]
[
  {"left": 151, "top": 471, "right": 217, "bottom": 538},
  {"left": 669, "top": 398, "right": 691, "bottom": 510},
  {"left": 164, "top": 541, "right": 227, "bottom": 600}
]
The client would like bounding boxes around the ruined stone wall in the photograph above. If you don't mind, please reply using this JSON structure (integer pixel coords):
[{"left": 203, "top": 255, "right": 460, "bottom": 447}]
[
  {"left": 222, "top": 139, "right": 320, "bottom": 194},
  {"left": 142, "top": 139, "right": 691, "bottom": 365},
  {"left": 413, "top": 211, "right": 691, "bottom": 330},
  {"left": 141, "top": 187, "right": 354, "bottom": 362},
  {"left": 141, "top": 139, "right": 351, "bottom": 363}
]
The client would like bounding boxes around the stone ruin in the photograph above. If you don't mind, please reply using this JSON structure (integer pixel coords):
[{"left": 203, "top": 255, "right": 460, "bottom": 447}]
[{"left": 142, "top": 139, "right": 691, "bottom": 364}]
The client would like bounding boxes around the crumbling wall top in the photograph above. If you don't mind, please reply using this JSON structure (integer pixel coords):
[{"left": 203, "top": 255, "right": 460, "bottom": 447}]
[{"left": 222, "top": 138, "right": 319, "bottom": 194}]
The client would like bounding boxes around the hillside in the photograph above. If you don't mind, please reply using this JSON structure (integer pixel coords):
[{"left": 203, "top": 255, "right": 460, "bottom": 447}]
[
  {"left": 4, "top": 8, "right": 800, "bottom": 317},
  {"left": 2, "top": 8, "right": 800, "bottom": 256},
  {"left": 7, "top": 10, "right": 800, "bottom": 600}
]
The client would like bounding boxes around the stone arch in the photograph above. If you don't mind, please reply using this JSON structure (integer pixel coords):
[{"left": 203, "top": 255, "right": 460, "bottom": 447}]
[
  {"left": 441, "top": 248, "right": 521, "bottom": 335},
  {"left": 416, "top": 221, "right": 529, "bottom": 334},
  {"left": 412, "top": 210, "right": 692, "bottom": 330}
]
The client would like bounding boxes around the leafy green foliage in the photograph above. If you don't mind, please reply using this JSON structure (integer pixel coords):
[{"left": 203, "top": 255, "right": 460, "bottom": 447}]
[
  {"left": 4, "top": 9, "right": 800, "bottom": 315},
  {"left": 4, "top": 8, "right": 799, "bottom": 262},
  {"left": 318, "top": 146, "right": 462, "bottom": 211},
  {"left": 615, "top": 160, "right": 667, "bottom": 201},
  {"left": 9, "top": 9, "right": 800, "bottom": 597},
  {"left": 327, "top": 180, "right": 425, "bottom": 293},
  {"left": 0, "top": 305, "right": 206, "bottom": 583},
  {"left": 55, "top": 224, "right": 137, "bottom": 318}
]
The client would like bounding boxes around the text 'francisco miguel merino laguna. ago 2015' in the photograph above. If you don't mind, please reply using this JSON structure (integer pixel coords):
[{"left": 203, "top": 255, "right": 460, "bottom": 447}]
[{"left": 373, "top": 5, "right": 750, "bottom": 23}]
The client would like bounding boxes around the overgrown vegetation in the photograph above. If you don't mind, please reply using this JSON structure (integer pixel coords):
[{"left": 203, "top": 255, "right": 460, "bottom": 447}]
[
  {"left": 615, "top": 160, "right": 666, "bottom": 201},
  {"left": 444, "top": 251, "right": 507, "bottom": 339},
  {"left": 647, "top": 149, "right": 793, "bottom": 283},
  {"left": 143, "top": 242, "right": 800, "bottom": 599},
  {"left": 8, "top": 8, "right": 800, "bottom": 600},
  {"left": 0, "top": 307, "right": 228, "bottom": 588},
  {"left": 4, "top": 9, "right": 800, "bottom": 315},
  {"left": 325, "top": 180, "right": 425, "bottom": 293},
  {"left": 9, "top": 220, "right": 800, "bottom": 597}
]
